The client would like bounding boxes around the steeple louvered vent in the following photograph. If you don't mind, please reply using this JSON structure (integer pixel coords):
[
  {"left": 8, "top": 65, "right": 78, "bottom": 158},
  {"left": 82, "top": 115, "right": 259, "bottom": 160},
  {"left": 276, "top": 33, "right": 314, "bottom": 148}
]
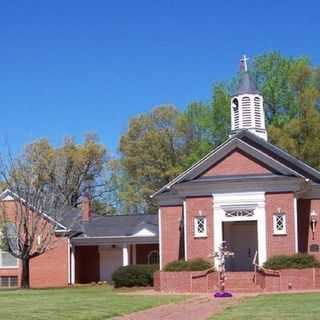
[
  {"left": 254, "top": 97, "right": 262, "bottom": 128},
  {"left": 241, "top": 96, "right": 252, "bottom": 127}
]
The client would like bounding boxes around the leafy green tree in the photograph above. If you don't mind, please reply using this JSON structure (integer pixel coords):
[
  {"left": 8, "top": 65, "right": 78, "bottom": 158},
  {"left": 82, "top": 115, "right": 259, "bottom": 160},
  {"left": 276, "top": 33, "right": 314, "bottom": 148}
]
[
  {"left": 253, "top": 52, "right": 320, "bottom": 168},
  {"left": 119, "top": 105, "right": 184, "bottom": 213},
  {"left": 209, "top": 83, "right": 230, "bottom": 146}
]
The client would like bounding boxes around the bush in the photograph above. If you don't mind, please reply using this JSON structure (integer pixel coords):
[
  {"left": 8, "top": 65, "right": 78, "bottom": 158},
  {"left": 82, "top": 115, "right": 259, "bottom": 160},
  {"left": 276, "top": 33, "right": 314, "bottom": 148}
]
[
  {"left": 112, "top": 264, "right": 159, "bottom": 288},
  {"left": 163, "top": 258, "right": 213, "bottom": 272},
  {"left": 263, "top": 254, "right": 320, "bottom": 270}
]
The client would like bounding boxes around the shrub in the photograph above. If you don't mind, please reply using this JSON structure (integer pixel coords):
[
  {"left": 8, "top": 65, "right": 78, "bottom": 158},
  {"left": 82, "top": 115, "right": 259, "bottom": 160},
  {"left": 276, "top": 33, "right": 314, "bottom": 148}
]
[
  {"left": 112, "top": 264, "right": 159, "bottom": 288},
  {"left": 163, "top": 258, "right": 213, "bottom": 272},
  {"left": 263, "top": 254, "right": 320, "bottom": 270}
]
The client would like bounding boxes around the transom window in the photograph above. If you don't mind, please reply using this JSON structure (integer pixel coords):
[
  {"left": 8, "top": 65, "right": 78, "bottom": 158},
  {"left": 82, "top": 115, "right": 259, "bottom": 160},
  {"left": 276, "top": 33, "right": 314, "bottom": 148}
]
[
  {"left": 194, "top": 216, "right": 207, "bottom": 238},
  {"left": 273, "top": 214, "right": 287, "bottom": 235},
  {"left": 225, "top": 209, "right": 254, "bottom": 217}
]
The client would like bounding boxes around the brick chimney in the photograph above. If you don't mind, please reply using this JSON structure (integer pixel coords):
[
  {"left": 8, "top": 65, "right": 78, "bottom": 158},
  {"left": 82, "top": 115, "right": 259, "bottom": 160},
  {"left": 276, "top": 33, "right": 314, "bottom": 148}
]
[{"left": 81, "top": 194, "right": 92, "bottom": 222}]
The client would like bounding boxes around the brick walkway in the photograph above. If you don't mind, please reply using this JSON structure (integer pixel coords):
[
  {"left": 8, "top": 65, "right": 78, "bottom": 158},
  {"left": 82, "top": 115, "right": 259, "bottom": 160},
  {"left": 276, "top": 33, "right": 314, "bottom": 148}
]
[{"left": 113, "top": 295, "right": 240, "bottom": 320}]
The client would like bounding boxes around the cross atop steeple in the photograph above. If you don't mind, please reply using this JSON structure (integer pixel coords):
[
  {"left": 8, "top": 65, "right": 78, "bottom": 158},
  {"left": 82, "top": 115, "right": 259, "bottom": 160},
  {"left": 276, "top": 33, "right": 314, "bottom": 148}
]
[{"left": 240, "top": 54, "right": 249, "bottom": 72}]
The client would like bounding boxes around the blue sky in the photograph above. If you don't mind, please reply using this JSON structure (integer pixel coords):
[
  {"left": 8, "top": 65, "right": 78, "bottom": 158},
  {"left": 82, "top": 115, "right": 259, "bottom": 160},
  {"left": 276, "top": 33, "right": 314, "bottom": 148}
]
[{"left": 1, "top": 1, "right": 319, "bottom": 155}]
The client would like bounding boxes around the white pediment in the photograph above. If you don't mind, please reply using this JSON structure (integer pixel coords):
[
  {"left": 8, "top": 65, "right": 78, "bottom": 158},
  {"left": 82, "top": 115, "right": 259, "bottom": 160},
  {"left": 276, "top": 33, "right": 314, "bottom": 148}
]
[{"left": 132, "top": 228, "right": 156, "bottom": 237}]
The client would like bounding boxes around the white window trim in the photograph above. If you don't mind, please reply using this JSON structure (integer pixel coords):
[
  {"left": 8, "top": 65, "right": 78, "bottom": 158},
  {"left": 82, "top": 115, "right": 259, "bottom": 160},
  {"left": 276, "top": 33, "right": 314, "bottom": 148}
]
[
  {"left": 0, "top": 250, "right": 19, "bottom": 269},
  {"left": 194, "top": 216, "right": 207, "bottom": 238},
  {"left": 273, "top": 213, "right": 287, "bottom": 235}
]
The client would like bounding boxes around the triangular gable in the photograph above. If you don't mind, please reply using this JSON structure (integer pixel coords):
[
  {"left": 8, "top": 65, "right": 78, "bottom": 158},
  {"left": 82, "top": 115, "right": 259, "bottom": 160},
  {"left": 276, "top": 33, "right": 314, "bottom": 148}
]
[
  {"left": 132, "top": 227, "right": 156, "bottom": 237},
  {"left": 182, "top": 138, "right": 297, "bottom": 181},
  {"left": 201, "top": 149, "right": 272, "bottom": 177},
  {"left": 151, "top": 130, "right": 320, "bottom": 198}
]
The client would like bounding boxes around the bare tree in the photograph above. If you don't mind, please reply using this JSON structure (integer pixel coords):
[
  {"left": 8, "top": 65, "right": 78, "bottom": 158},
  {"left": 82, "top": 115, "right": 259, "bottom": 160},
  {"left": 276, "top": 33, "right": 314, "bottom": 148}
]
[{"left": 0, "top": 152, "right": 72, "bottom": 288}]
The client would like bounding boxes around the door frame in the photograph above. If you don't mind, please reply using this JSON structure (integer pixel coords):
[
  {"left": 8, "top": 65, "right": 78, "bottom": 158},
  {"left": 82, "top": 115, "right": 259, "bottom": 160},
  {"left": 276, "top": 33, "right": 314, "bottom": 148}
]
[{"left": 213, "top": 192, "right": 267, "bottom": 268}]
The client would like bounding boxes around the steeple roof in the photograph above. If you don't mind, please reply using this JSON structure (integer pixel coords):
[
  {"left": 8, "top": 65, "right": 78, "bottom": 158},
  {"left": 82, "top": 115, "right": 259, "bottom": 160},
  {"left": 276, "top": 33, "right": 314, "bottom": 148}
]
[{"left": 233, "top": 71, "right": 260, "bottom": 96}]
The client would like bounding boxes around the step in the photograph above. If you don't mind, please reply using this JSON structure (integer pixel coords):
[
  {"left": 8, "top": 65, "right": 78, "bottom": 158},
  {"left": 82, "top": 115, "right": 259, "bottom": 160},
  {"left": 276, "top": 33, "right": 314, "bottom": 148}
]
[{"left": 222, "top": 272, "right": 261, "bottom": 292}]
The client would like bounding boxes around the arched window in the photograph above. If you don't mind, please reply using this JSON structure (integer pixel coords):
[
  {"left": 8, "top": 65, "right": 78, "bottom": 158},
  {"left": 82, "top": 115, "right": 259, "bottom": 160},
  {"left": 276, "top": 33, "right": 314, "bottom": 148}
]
[
  {"left": 148, "top": 250, "right": 159, "bottom": 265},
  {"left": 232, "top": 98, "right": 239, "bottom": 129}
]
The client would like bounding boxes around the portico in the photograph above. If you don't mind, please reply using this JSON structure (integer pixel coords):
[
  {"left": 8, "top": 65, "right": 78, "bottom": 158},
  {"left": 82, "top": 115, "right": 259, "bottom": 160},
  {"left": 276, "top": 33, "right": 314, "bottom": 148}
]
[{"left": 213, "top": 192, "right": 267, "bottom": 271}]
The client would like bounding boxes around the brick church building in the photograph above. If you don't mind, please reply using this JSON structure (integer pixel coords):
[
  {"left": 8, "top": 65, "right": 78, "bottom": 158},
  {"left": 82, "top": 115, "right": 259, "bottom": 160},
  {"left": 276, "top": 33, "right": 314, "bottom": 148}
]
[{"left": 153, "top": 57, "right": 320, "bottom": 273}]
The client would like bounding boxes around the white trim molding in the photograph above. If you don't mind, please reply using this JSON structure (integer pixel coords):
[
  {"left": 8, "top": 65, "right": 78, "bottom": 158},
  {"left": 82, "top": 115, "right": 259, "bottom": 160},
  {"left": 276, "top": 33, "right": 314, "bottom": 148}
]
[
  {"left": 293, "top": 196, "right": 298, "bottom": 252},
  {"left": 158, "top": 208, "right": 163, "bottom": 270},
  {"left": 183, "top": 200, "right": 188, "bottom": 261},
  {"left": 213, "top": 192, "right": 267, "bottom": 268}
]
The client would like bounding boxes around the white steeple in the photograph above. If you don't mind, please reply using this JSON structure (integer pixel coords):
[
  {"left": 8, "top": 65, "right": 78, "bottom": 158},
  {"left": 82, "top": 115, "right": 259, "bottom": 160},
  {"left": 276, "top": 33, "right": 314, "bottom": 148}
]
[{"left": 230, "top": 55, "right": 268, "bottom": 141}]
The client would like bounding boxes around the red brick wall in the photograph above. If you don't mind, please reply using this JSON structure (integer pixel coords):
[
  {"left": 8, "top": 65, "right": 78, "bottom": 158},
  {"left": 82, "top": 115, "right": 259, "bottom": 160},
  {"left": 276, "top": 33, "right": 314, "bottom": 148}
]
[
  {"left": 157, "top": 269, "right": 320, "bottom": 293},
  {"left": 298, "top": 199, "right": 320, "bottom": 259},
  {"left": 160, "top": 205, "right": 183, "bottom": 268},
  {"left": 202, "top": 149, "right": 272, "bottom": 177},
  {"left": 75, "top": 246, "right": 100, "bottom": 283},
  {"left": 30, "top": 237, "right": 69, "bottom": 288},
  {"left": 0, "top": 200, "right": 69, "bottom": 288},
  {"left": 154, "top": 270, "right": 218, "bottom": 293},
  {"left": 136, "top": 243, "right": 159, "bottom": 264},
  {"left": 266, "top": 193, "right": 296, "bottom": 257},
  {"left": 186, "top": 197, "right": 213, "bottom": 261}
]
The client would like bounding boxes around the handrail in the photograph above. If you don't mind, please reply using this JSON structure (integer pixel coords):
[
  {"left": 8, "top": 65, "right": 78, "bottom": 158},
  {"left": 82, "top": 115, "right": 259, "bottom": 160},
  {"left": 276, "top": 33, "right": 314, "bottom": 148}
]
[
  {"left": 252, "top": 250, "right": 258, "bottom": 283},
  {"left": 252, "top": 250, "right": 258, "bottom": 267}
]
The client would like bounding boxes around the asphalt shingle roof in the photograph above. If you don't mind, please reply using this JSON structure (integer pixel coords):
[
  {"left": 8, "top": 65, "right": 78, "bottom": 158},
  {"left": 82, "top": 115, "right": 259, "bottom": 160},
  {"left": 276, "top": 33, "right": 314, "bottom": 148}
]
[
  {"left": 233, "top": 71, "right": 260, "bottom": 96},
  {"left": 61, "top": 209, "right": 158, "bottom": 238}
]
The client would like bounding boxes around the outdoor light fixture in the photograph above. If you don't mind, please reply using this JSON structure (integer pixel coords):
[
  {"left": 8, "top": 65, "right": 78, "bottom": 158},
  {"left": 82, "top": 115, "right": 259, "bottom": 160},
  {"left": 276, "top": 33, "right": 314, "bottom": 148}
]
[{"left": 310, "top": 209, "right": 318, "bottom": 240}]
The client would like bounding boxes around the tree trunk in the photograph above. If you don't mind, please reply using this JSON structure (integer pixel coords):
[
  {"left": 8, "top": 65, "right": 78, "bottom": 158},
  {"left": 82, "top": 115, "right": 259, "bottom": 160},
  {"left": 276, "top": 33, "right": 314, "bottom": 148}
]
[{"left": 21, "top": 258, "right": 30, "bottom": 289}]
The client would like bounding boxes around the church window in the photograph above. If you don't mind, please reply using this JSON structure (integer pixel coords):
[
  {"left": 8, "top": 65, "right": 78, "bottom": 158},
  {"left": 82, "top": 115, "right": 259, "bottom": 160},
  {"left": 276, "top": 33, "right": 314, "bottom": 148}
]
[
  {"left": 194, "top": 216, "right": 207, "bottom": 238},
  {"left": 225, "top": 209, "right": 254, "bottom": 217},
  {"left": 273, "top": 213, "right": 287, "bottom": 235}
]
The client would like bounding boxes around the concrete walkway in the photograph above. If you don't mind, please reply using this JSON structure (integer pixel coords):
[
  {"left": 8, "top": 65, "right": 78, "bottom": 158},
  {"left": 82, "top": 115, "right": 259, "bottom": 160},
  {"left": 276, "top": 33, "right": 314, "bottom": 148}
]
[{"left": 113, "top": 295, "right": 240, "bottom": 320}]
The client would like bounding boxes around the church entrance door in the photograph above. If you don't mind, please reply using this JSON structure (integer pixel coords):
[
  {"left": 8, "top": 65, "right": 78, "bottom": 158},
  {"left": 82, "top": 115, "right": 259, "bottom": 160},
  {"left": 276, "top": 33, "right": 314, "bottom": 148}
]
[{"left": 223, "top": 221, "right": 258, "bottom": 271}]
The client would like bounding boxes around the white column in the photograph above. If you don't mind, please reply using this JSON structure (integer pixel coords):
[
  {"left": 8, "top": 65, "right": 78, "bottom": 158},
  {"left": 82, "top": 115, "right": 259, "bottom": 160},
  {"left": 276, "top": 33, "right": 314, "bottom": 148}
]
[
  {"left": 294, "top": 196, "right": 298, "bottom": 253},
  {"left": 183, "top": 200, "right": 188, "bottom": 261},
  {"left": 132, "top": 244, "right": 136, "bottom": 265},
  {"left": 70, "top": 245, "right": 76, "bottom": 285},
  {"left": 158, "top": 208, "right": 163, "bottom": 270},
  {"left": 122, "top": 244, "right": 129, "bottom": 266}
]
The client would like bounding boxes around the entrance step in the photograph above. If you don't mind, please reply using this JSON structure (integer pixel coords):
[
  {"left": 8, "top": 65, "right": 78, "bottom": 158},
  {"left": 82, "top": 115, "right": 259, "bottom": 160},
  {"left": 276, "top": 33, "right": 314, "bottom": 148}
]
[{"left": 224, "top": 272, "right": 262, "bottom": 293}]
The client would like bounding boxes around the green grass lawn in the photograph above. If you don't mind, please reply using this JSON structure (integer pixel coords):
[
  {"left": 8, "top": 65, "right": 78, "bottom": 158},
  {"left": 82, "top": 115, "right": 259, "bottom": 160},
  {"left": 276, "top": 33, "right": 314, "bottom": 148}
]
[
  {"left": 212, "top": 293, "right": 320, "bottom": 320},
  {"left": 0, "top": 286, "right": 185, "bottom": 320}
]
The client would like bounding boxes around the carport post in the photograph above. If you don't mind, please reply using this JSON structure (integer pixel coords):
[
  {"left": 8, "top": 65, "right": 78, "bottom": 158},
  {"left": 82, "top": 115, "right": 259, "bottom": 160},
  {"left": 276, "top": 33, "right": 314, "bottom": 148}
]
[
  {"left": 122, "top": 243, "right": 129, "bottom": 266},
  {"left": 70, "top": 245, "right": 75, "bottom": 284}
]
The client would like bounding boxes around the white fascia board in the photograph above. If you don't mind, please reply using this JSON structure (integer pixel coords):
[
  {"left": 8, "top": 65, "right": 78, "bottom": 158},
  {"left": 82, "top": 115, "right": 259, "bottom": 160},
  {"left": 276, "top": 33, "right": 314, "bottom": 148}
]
[{"left": 0, "top": 189, "right": 67, "bottom": 230}]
